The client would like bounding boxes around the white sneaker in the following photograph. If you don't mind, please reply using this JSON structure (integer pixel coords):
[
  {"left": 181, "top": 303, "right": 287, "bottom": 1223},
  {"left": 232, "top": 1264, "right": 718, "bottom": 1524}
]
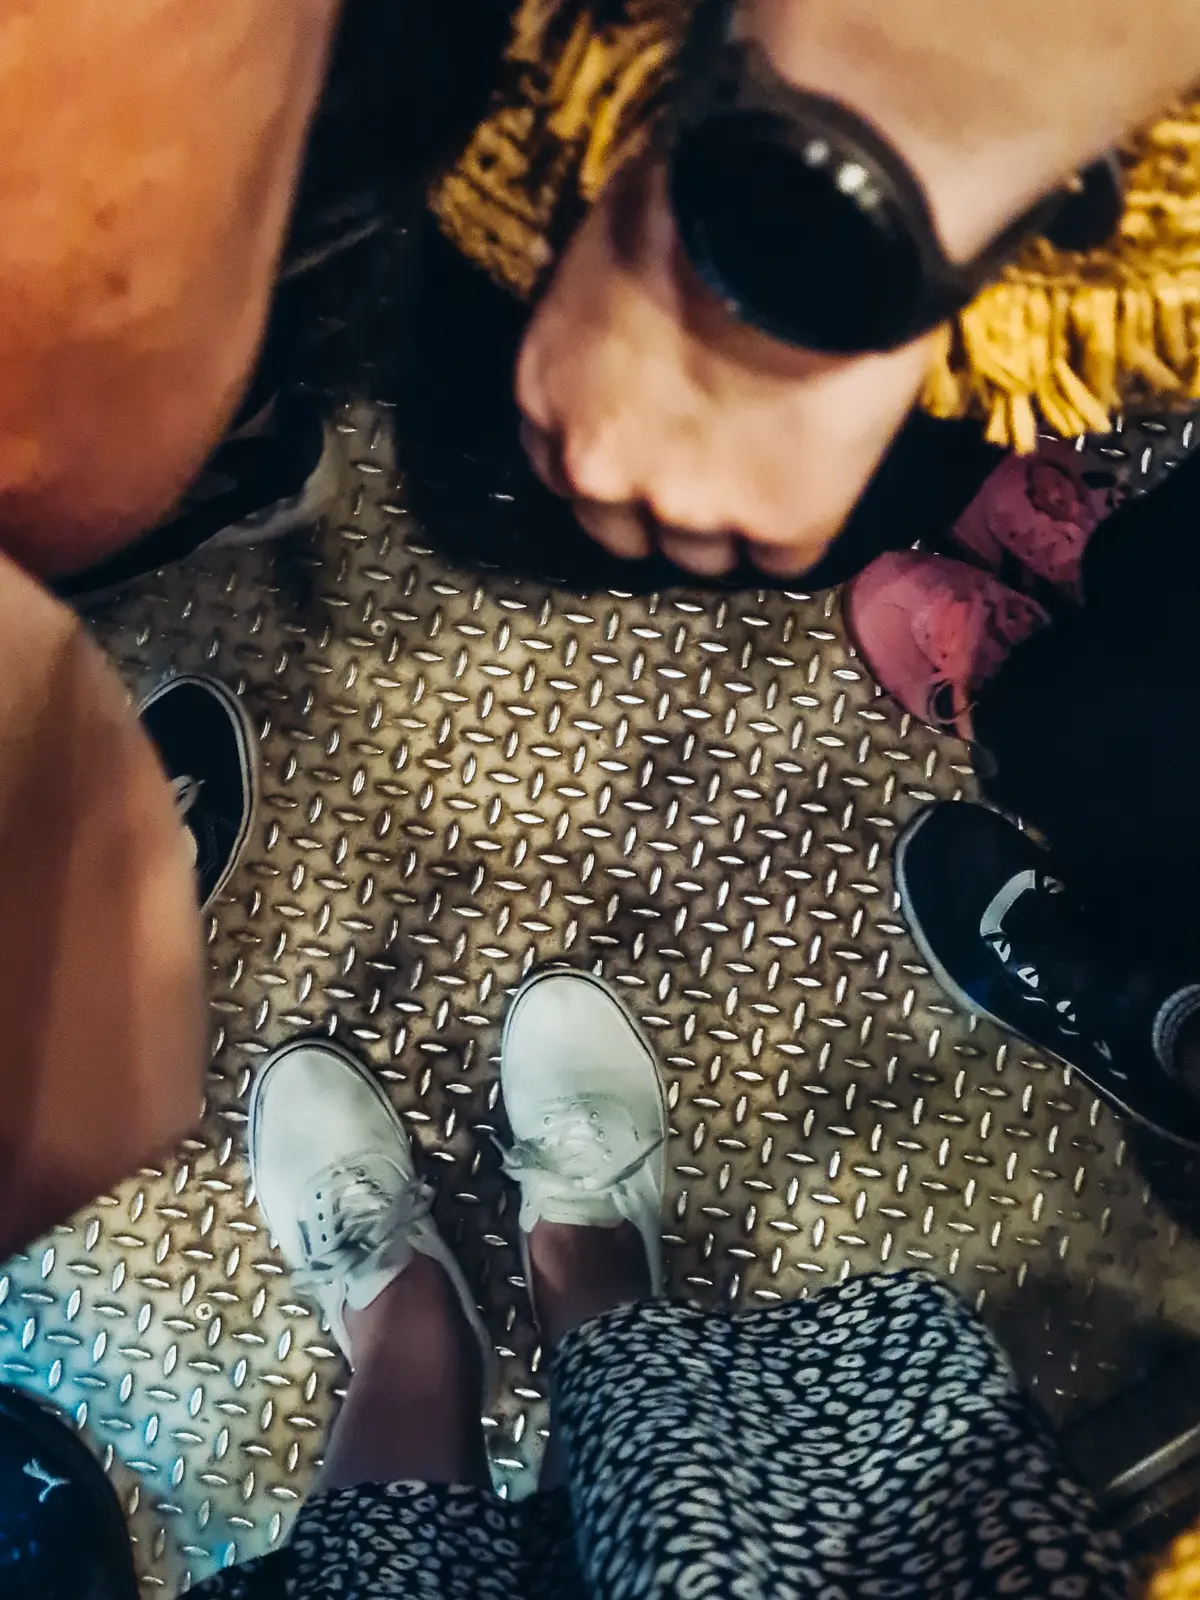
[
  {"left": 249, "top": 1039, "right": 493, "bottom": 1377},
  {"left": 500, "top": 968, "right": 668, "bottom": 1294}
]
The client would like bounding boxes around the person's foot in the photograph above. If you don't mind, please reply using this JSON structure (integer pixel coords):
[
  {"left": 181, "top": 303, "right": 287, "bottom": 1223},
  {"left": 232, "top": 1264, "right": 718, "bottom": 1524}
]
[
  {"left": 499, "top": 968, "right": 667, "bottom": 1342},
  {"left": 894, "top": 801, "right": 1200, "bottom": 1146},
  {"left": 249, "top": 1038, "right": 493, "bottom": 1375},
  {"left": 946, "top": 440, "right": 1115, "bottom": 603},
  {"left": 138, "top": 675, "right": 255, "bottom": 910},
  {"left": 56, "top": 391, "right": 342, "bottom": 604},
  {"left": 0, "top": 1385, "right": 138, "bottom": 1599},
  {"left": 844, "top": 552, "right": 1049, "bottom": 739}
]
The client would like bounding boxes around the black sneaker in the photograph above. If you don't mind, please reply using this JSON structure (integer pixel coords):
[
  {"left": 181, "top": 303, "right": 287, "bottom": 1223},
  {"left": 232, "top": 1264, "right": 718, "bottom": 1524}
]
[
  {"left": 894, "top": 801, "right": 1200, "bottom": 1147},
  {"left": 139, "top": 676, "right": 255, "bottom": 910},
  {"left": 0, "top": 1384, "right": 138, "bottom": 1599},
  {"left": 56, "top": 390, "right": 341, "bottom": 604}
]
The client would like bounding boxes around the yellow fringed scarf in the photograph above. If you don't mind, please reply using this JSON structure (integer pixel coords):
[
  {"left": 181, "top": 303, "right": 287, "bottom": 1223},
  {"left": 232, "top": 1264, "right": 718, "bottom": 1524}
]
[
  {"left": 429, "top": 0, "right": 1200, "bottom": 448},
  {"left": 924, "top": 111, "right": 1200, "bottom": 449}
]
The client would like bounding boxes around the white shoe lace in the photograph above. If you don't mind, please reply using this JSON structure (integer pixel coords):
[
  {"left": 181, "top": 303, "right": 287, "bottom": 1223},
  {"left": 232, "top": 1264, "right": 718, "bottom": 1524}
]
[
  {"left": 290, "top": 1164, "right": 434, "bottom": 1296},
  {"left": 500, "top": 1101, "right": 662, "bottom": 1200}
]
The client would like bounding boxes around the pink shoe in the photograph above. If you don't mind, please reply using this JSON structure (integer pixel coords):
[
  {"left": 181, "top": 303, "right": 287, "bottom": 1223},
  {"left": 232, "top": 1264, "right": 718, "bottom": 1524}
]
[
  {"left": 844, "top": 552, "right": 1050, "bottom": 740},
  {"left": 949, "top": 440, "right": 1114, "bottom": 602}
]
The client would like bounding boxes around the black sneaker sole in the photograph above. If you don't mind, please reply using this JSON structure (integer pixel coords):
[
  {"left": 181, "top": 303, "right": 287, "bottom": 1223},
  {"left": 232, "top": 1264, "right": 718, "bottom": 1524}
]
[{"left": 894, "top": 804, "right": 1200, "bottom": 1150}]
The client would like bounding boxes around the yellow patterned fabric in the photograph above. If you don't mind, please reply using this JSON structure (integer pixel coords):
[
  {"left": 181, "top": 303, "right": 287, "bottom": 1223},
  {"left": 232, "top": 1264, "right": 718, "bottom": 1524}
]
[
  {"left": 1149, "top": 1527, "right": 1200, "bottom": 1600},
  {"left": 429, "top": 0, "right": 1200, "bottom": 448},
  {"left": 924, "top": 104, "right": 1200, "bottom": 449},
  {"left": 431, "top": 0, "right": 682, "bottom": 298}
]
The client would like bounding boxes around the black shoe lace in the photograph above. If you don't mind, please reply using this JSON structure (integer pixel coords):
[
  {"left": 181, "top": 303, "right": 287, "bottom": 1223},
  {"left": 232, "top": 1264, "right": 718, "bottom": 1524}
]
[{"left": 982, "top": 872, "right": 1120, "bottom": 1068}]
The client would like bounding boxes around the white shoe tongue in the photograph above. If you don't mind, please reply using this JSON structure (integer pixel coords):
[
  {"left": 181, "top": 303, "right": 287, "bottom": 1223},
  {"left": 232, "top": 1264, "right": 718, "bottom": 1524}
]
[
  {"left": 519, "top": 1181, "right": 623, "bottom": 1233},
  {"left": 339, "top": 1234, "right": 414, "bottom": 1313}
]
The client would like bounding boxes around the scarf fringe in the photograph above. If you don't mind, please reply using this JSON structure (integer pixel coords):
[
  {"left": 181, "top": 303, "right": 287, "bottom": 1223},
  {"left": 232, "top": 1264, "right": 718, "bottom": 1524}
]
[
  {"left": 924, "top": 98, "right": 1200, "bottom": 448},
  {"left": 922, "top": 267, "right": 1200, "bottom": 452}
]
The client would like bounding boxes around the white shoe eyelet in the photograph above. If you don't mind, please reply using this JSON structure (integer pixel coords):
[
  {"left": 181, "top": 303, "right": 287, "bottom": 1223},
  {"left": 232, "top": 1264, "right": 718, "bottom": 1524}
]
[{"left": 589, "top": 1112, "right": 600, "bottom": 1122}]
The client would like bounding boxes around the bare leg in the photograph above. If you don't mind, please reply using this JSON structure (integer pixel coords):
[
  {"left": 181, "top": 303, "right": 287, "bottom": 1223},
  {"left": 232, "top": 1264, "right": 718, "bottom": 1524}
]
[
  {"left": 497, "top": 969, "right": 667, "bottom": 1496},
  {"left": 528, "top": 1221, "right": 651, "bottom": 1490},
  {"left": 319, "top": 1254, "right": 490, "bottom": 1491}
]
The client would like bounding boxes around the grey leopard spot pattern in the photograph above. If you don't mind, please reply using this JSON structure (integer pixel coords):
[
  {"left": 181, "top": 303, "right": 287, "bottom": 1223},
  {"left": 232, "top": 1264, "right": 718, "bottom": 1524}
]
[{"left": 193, "top": 1273, "right": 1128, "bottom": 1600}]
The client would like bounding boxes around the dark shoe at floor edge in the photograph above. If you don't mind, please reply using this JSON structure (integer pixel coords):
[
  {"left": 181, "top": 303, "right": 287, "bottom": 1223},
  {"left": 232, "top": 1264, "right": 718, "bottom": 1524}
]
[
  {"left": 0, "top": 1384, "right": 138, "bottom": 1599},
  {"left": 57, "top": 392, "right": 341, "bottom": 605},
  {"left": 139, "top": 675, "right": 256, "bottom": 911},
  {"left": 894, "top": 800, "right": 1200, "bottom": 1148}
]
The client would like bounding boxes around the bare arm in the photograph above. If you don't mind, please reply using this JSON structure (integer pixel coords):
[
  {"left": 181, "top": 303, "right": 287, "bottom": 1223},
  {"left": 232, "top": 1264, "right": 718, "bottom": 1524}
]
[
  {"left": 0, "top": 552, "right": 205, "bottom": 1255},
  {"left": 519, "top": 0, "right": 1200, "bottom": 578},
  {"left": 741, "top": 0, "right": 1200, "bottom": 258},
  {"left": 0, "top": 0, "right": 339, "bottom": 577}
]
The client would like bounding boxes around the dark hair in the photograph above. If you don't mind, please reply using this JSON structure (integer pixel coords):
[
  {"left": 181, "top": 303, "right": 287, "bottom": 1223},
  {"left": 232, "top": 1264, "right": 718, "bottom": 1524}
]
[{"left": 260, "top": 0, "right": 515, "bottom": 401}]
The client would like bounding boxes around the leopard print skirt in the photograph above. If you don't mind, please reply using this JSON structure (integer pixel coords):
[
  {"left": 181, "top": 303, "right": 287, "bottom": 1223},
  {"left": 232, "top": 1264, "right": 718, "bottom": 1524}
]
[{"left": 195, "top": 1272, "right": 1128, "bottom": 1600}]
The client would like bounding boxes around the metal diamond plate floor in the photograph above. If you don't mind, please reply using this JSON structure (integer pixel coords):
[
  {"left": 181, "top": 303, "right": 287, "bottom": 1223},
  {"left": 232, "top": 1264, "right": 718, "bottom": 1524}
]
[{"left": 4, "top": 402, "right": 1200, "bottom": 1593}]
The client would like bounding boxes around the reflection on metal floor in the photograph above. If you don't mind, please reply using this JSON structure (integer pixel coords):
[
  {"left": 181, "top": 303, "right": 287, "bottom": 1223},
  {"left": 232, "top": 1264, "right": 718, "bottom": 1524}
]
[{"left": 4, "top": 402, "right": 1200, "bottom": 1592}]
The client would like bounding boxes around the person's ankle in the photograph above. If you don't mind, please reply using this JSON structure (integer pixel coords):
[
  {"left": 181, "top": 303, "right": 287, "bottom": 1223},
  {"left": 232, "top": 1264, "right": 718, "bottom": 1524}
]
[
  {"left": 526, "top": 1220, "right": 652, "bottom": 1347},
  {"left": 343, "top": 1253, "right": 479, "bottom": 1375},
  {"left": 319, "top": 1253, "right": 492, "bottom": 1492}
]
